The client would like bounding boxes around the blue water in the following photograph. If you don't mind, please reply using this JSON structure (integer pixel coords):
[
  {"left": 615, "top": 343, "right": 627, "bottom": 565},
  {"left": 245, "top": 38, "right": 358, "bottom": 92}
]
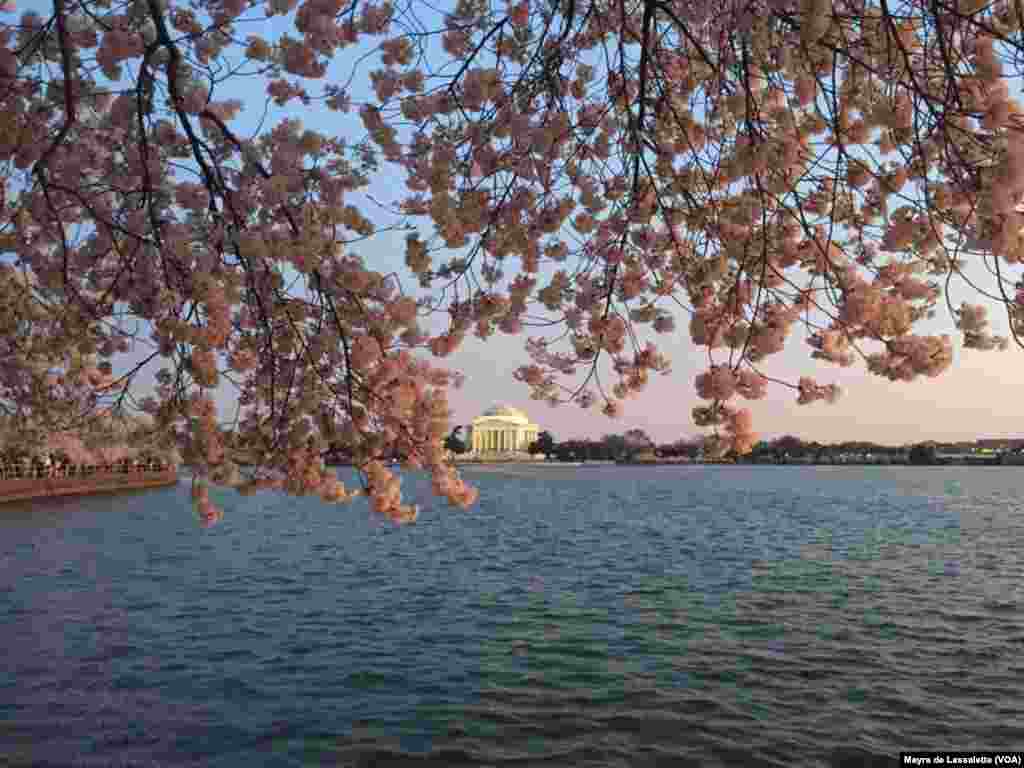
[{"left": 1, "top": 465, "right": 1021, "bottom": 766}]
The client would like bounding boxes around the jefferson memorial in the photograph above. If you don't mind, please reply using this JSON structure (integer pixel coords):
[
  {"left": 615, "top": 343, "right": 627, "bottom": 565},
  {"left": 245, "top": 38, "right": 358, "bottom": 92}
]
[{"left": 468, "top": 405, "right": 540, "bottom": 456}]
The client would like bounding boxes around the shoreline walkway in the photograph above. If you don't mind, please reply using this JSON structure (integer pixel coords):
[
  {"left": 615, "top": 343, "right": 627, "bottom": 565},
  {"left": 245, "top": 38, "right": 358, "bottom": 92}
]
[{"left": 0, "top": 463, "right": 178, "bottom": 504}]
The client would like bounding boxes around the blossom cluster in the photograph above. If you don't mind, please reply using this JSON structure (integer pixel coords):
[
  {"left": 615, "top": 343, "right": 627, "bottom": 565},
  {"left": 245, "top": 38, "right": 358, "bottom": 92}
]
[{"left": 2, "top": 0, "right": 1023, "bottom": 526}]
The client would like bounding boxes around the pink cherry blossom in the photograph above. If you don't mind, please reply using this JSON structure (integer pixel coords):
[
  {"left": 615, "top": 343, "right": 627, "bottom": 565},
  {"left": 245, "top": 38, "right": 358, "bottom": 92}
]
[{"left": 0, "top": 0, "right": 1019, "bottom": 526}]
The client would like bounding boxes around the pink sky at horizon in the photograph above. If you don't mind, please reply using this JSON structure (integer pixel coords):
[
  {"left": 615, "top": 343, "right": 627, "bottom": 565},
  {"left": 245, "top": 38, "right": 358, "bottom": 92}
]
[{"left": 443, "top": 326, "right": 1024, "bottom": 447}]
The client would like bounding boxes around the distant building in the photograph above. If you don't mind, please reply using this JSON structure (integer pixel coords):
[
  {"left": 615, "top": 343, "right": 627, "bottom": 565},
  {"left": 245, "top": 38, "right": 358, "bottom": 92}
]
[{"left": 468, "top": 405, "right": 540, "bottom": 456}]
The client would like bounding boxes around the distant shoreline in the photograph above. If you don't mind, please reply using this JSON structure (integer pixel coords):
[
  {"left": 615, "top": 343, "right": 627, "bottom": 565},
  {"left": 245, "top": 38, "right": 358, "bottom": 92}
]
[
  {"left": 0, "top": 468, "right": 179, "bottom": 504},
  {"left": 322, "top": 457, "right": 1022, "bottom": 469}
]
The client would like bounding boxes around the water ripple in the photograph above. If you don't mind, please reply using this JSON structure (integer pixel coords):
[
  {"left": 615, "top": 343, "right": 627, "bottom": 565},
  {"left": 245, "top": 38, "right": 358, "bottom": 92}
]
[{"left": 2, "top": 466, "right": 1022, "bottom": 765}]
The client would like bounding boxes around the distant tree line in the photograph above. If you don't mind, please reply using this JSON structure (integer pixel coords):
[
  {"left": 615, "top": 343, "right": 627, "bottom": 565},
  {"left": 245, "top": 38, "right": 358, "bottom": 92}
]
[
  {"left": 523, "top": 432, "right": 1012, "bottom": 465},
  {"left": 326, "top": 427, "right": 692, "bottom": 463},
  {"left": 739, "top": 436, "right": 1008, "bottom": 465},
  {"left": 524, "top": 429, "right": 701, "bottom": 462},
  {"left": 325, "top": 430, "right": 1015, "bottom": 466},
  {"left": 743, "top": 435, "right": 907, "bottom": 462}
]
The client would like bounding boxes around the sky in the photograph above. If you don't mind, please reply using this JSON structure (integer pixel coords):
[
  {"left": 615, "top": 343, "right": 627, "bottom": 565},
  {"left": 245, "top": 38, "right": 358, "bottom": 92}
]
[
  {"left": 5, "top": 0, "right": 1024, "bottom": 448},
  {"left": 444, "top": 311, "right": 1024, "bottom": 446}
]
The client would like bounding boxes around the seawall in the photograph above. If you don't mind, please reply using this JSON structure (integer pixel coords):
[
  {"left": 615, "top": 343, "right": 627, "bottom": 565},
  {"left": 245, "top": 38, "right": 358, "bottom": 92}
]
[{"left": 0, "top": 469, "right": 179, "bottom": 504}]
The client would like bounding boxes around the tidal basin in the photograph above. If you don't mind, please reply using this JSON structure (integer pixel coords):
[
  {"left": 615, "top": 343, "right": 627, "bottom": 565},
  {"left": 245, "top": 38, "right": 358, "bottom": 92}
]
[{"left": 1, "top": 465, "right": 1021, "bottom": 766}]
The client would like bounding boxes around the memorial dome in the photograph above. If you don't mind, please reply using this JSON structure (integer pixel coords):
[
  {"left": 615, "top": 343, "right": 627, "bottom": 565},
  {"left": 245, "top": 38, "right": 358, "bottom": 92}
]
[
  {"left": 469, "top": 404, "right": 540, "bottom": 455},
  {"left": 480, "top": 404, "right": 531, "bottom": 424}
]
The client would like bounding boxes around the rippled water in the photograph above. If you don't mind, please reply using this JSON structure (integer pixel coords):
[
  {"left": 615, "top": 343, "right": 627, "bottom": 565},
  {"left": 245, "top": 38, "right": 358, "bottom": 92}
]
[{"left": 1, "top": 465, "right": 1022, "bottom": 766}]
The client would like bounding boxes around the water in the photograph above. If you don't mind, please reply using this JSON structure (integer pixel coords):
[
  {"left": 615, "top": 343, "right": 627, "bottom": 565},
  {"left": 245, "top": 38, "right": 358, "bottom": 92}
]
[{"left": 1, "top": 465, "right": 1022, "bottom": 766}]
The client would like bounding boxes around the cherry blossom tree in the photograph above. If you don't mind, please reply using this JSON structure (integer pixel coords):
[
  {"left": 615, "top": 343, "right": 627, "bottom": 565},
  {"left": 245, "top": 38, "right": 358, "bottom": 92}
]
[{"left": 2, "top": 0, "right": 1024, "bottom": 524}]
